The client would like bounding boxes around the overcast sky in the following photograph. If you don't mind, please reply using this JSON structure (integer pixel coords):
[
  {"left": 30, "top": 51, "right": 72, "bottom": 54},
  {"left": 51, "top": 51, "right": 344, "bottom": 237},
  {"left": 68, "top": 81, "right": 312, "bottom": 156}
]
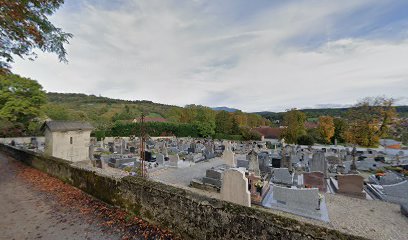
[{"left": 12, "top": 0, "right": 408, "bottom": 112}]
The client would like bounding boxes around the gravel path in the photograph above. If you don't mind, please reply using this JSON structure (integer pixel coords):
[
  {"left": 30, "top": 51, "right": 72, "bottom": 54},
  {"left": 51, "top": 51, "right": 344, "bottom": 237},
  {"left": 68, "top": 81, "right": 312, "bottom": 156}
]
[
  {"left": 0, "top": 152, "right": 176, "bottom": 240},
  {"left": 325, "top": 193, "right": 408, "bottom": 240},
  {"left": 0, "top": 153, "right": 122, "bottom": 240}
]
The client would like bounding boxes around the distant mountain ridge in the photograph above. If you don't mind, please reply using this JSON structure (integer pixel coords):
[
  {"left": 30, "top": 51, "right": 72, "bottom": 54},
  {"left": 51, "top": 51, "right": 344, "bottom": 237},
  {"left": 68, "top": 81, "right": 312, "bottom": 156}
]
[{"left": 211, "top": 106, "right": 240, "bottom": 112}]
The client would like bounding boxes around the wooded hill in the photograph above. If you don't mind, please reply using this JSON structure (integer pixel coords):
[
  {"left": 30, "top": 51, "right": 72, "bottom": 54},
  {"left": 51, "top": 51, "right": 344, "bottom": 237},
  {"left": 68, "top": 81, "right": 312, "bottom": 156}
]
[
  {"left": 256, "top": 106, "right": 408, "bottom": 122},
  {"left": 45, "top": 92, "right": 182, "bottom": 129}
]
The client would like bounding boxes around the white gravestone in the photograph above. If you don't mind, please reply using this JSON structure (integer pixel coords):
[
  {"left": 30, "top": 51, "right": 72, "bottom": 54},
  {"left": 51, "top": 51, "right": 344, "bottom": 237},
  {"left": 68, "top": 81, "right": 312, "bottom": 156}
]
[
  {"left": 222, "top": 141, "right": 236, "bottom": 167},
  {"left": 221, "top": 169, "right": 251, "bottom": 207}
]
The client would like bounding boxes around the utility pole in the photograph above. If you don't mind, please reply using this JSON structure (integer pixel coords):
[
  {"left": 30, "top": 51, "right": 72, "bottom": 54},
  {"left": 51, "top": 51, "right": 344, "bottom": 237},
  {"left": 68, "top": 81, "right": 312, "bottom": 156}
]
[{"left": 139, "top": 112, "right": 147, "bottom": 178}]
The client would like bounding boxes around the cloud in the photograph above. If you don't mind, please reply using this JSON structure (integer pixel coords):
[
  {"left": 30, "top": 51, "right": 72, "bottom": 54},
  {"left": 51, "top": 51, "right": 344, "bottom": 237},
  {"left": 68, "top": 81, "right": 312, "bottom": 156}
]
[{"left": 11, "top": 0, "right": 408, "bottom": 112}]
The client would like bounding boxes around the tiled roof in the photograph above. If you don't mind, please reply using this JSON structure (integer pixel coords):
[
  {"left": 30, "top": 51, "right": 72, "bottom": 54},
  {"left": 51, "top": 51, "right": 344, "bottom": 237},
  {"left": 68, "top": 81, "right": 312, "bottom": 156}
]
[
  {"left": 304, "top": 122, "right": 318, "bottom": 129},
  {"left": 41, "top": 121, "right": 94, "bottom": 132},
  {"left": 253, "top": 127, "right": 282, "bottom": 139}
]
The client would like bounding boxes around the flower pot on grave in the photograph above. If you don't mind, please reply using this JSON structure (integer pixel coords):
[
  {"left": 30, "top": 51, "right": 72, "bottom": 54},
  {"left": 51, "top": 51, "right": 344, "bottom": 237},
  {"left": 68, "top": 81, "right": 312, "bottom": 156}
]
[{"left": 256, "top": 186, "right": 263, "bottom": 194}]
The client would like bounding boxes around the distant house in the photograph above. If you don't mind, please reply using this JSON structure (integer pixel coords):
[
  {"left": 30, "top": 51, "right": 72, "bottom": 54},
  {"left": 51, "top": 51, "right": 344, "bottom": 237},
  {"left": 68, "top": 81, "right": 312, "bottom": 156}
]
[
  {"left": 304, "top": 122, "right": 318, "bottom": 129},
  {"left": 253, "top": 127, "right": 283, "bottom": 139},
  {"left": 380, "top": 139, "right": 402, "bottom": 149},
  {"left": 132, "top": 117, "right": 167, "bottom": 123},
  {"left": 41, "top": 121, "right": 93, "bottom": 162}
]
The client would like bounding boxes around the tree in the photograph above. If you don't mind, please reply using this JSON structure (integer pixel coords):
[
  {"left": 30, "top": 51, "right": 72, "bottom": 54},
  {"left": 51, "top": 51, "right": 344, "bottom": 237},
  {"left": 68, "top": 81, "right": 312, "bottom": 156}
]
[
  {"left": 0, "top": 74, "right": 47, "bottom": 135},
  {"left": 344, "top": 97, "right": 397, "bottom": 147},
  {"left": 0, "top": 0, "right": 72, "bottom": 74},
  {"left": 281, "top": 109, "right": 306, "bottom": 144},
  {"left": 318, "top": 116, "right": 335, "bottom": 144},
  {"left": 215, "top": 110, "right": 232, "bottom": 134},
  {"left": 332, "top": 118, "right": 347, "bottom": 144},
  {"left": 44, "top": 103, "right": 71, "bottom": 120},
  {"left": 233, "top": 110, "right": 248, "bottom": 126},
  {"left": 231, "top": 117, "right": 240, "bottom": 135},
  {"left": 193, "top": 105, "right": 216, "bottom": 137}
]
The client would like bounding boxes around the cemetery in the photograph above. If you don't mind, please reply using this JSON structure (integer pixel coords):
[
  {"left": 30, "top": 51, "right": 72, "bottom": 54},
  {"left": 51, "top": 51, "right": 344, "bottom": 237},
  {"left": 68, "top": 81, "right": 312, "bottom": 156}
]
[{"left": 1, "top": 120, "right": 408, "bottom": 239}]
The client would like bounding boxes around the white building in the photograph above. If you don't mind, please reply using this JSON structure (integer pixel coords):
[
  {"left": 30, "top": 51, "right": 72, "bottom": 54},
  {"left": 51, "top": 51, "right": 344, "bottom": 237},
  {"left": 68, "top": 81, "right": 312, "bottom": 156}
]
[{"left": 41, "top": 121, "right": 93, "bottom": 162}]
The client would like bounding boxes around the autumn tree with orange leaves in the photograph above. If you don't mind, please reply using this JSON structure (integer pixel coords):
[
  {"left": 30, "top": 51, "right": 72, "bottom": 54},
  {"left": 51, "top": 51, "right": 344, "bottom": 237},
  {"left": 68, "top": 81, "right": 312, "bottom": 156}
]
[
  {"left": 318, "top": 116, "right": 335, "bottom": 144},
  {"left": 0, "top": 0, "right": 72, "bottom": 74},
  {"left": 344, "top": 97, "right": 397, "bottom": 147}
]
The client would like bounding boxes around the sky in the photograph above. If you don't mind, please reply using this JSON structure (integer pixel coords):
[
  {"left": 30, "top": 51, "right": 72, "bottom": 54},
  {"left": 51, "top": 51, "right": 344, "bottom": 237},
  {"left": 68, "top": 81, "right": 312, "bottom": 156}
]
[{"left": 12, "top": 0, "right": 408, "bottom": 112}]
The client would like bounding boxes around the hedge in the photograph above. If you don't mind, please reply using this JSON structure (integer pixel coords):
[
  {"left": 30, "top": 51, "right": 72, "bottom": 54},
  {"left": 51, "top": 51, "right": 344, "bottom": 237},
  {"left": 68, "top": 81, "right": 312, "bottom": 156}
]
[{"left": 108, "top": 122, "right": 199, "bottom": 137}]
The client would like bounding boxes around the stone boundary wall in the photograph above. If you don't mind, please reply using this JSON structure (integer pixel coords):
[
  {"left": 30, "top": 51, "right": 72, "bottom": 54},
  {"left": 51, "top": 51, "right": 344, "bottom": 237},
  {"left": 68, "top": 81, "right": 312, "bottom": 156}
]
[
  {"left": 0, "top": 144, "right": 366, "bottom": 240},
  {"left": 0, "top": 137, "right": 45, "bottom": 145}
]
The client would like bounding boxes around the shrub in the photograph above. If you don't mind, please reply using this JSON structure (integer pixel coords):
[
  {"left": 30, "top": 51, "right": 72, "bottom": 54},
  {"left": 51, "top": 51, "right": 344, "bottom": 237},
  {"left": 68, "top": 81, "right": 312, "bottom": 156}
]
[{"left": 297, "top": 135, "right": 315, "bottom": 146}]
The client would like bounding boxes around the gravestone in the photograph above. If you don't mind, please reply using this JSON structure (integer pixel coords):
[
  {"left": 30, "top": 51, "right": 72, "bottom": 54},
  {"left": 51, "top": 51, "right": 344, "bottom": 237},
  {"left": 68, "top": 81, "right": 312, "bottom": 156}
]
[
  {"left": 379, "top": 172, "right": 403, "bottom": 185},
  {"left": 203, "top": 149, "right": 215, "bottom": 160},
  {"left": 310, "top": 152, "right": 328, "bottom": 177},
  {"left": 303, "top": 172, "right": 326, "bottom": 192},
  {"left": 222, "top": 141, "right": 236, "bottom": 167},
  {"left": 273, "top": 185, "right": 320, "bottom": 214},
  {"left": 326, "top": 156, "right": 341, "bottom": 165},
  {"left": 247, "top": 150, "right": 261, "bottom": 176},
  {"left": 192, "top": 153, "right": 205, "bottom": 162},
  {"left": 290, "top": 147, "right": 300, "bottom": 164},
  {"left": 272, "top": 168, "right": 293, "bottom": 186},
  {"left": 220, "top": 169, "right": 251, "bottom": 207},
  {"left": 281, "top": 147, "right": 292, "bottom": 171},
  {"left": 383, "top": 181, "right": 408, "bottom": 205},
  {"left": 156, "top": 153, "right": 165, "bottom": 165},
  {"left": 272, "top": 157, "right": 281, "bottom": 168},
  {"left": 89, "top": 145, "right": 94, "bottom": 161},
  {"left": 237, "top": 159, "right": 249, "bottom": 168},
  {"left": 202, "top": 169, "right": 223, "bottom": 188},
  {"left": 258, "top": 152, "right": 271, "bottom": 174},
  {"left": 336, "top": 174, "right": 365, "bottom": 198},
  {"left": 94, "top": 154, "right": 102, "bottom": 168},
  {"left": 168, "top": 154, "right": 180, "bottom": 167}
]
